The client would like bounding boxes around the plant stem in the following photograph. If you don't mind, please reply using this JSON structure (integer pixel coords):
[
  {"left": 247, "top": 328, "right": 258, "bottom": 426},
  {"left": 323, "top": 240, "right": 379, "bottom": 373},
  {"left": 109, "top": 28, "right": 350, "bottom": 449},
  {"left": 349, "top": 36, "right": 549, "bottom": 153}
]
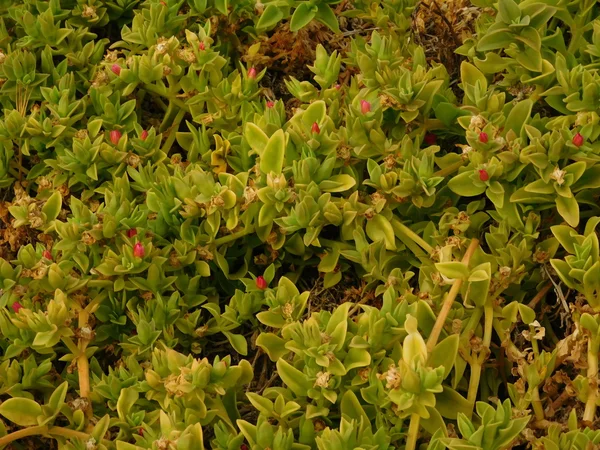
[
  {"left": 531, "top": 387, "right": 545, "bottom": 421},
  {"left": 584, "top": 335, "right": 599, "bottom": 423},
  {"left": 0, "top": 425, "right": 106, "bottom": 447},
  {"left": 433, "top": 160, "right": 464, "bottom": 178},
  {"left": 427, "top": 238, "right": 479, "bottom": 352},
  {"left": 467, "top": 362, "right": 482, "bottom": 418},
  {"left": 0, "top": 425, "right": 47, "bottom": 447},
  {"left": 483, "top": 303, "right": 494, "bottom": 348},
  {"left": 161, "top": 108, "right": 186, "bottom": 154},
  {"left": 393, "top": 221, "right": 434, "bottom": 255},
  {"left": 142, "top": 83, "right": 189, "bottom": 112},
  {"left": 213, "top": 226, "right": 256, "bottom": 246},
  {"left": 77, "top": 309, "right": 91, "bottom": 418},
  {"left": 405, "top": 413, "right": 420, "bottom": 450}
]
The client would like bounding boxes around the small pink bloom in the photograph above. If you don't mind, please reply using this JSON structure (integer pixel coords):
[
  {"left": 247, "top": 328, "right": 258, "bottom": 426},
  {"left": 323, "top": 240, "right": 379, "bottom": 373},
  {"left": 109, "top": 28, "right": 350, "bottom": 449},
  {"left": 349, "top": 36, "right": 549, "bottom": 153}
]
[
  {"left": 479, "top": 169, "right": 489, "bottom": 182},
  {"left": 248, "top": 67, "right": 257, "bottom": 79},
  {"left": 241, "top": 444, "right": 249, "bottom": 450},
  {"left": 42, "top": 250, "right": 52, "bottom": 260},
  {"left": 334, "top": 84, "right": 341, "bottom": 90},
  {"left": 424, "top": 133, "right": 436, "bottom": 145},
  {"left": 360, "top": 100, "right": 371, "bottom": 114},
  {"left": 266, "top": 100, "right": 275, "bottom": 108},
  {"left": 111, "top": 64, "right": 121, "bottom": 76},
  {"left": 573, "top": 132, "right": 584, "bottom": 147},
  {"left": 256, "top": 276, "right": 267, "bottom": 290},
  {"left": 140, "top": 130, "right": 148, "bottom": 141},
  {"left": 133, "top": 242, "right": 145, "bottom": 258},
  {"left": 127, "top": 229, "right": 137, "bottom": 238},
  {"left": 198, "top": 42, "right": 205, "bottom": 51},
  {"left": 110, "top": 130, "right": 122, "bottom": 145},
  {"left": 11, "top": 302, "right": 23, "bottom": 313},
  {"left": 479, "top": 132, "right": 489, "bottom": 143},
  {"left": 311, "top": 122, "right": 320, "bottom": 134}
]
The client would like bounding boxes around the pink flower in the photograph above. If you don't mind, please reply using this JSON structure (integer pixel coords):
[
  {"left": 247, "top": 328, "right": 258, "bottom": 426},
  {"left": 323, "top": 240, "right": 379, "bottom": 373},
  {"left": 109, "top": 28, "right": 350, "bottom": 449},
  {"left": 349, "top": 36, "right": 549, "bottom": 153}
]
[
  {"left": 360, "top": 100, "right": 371, "bottom": 114},
  {"left": 198, "top": 42, "right": 205, "bottom": 51},
  {"left": 256, "top": 276, "right": 267, "bottom": 290},
  {"left": 140, "top": 130, "right": 148, "bottom": 141},
  {"left": 311, "top": 122, "right": 320, "bottom": 134},
  {"left": 110, "top": 130, "right": 122, "bottom": 145},
  {"left": 111, "top": 64, "right": 121, "bottom": 76},
  {"left": 266, "top": 101, "right": 275, "bottom": 108},
  {"left": 424, "top": 133, "right": 436, "bottom": 145},
  {"left": 479, "top": 132, "right": 489, "bottom": 143},
  {"left": 573, "top": 132, "right": 584, "bottom": 147},
  {"left": 248, "top": 67, "right": 257, "bottom": 79},
  {"left": 42, "top": 250, "right": 52, "bottom": 260},
  {"left": 478, "top": 169, "right": 489, "bottom": 182},
  {"left": 127, "top": 229, "right": 137, "bottom": 238},
  {"left": 334, "top": 84, "right": 341, "bottom": 90},
  {"left": 133, "top": 242, "right": 145, "bottom": 258},
  {"left": 11, "top": 302, "right": 23, "bottom": 313}
]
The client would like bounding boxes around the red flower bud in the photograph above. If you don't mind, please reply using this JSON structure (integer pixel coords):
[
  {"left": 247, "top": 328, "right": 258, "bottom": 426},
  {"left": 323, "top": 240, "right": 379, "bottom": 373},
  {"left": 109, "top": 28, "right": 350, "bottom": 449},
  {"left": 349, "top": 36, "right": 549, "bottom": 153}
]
[
  {"left": 256, "top": 275, "right": 267, "bottom": 290},
  {"left": 334, "top": 84, "right": 341, "bottom": 90},
  {"left": 140, "top": 130, "right": 148, "bottom": 141},
  {"left": 198, "top": 42, "right": 205, "bottom": 51},
  {"left": 240, "top": 445, "right": 249, "bottom": 450},
  {"left": 42, "top": 250, "right": 52, "bottom": 260},
  {"left": 160, "top": 0, "right": 166, "bottom": 5},
  {"left": 311, "top": 122, "right": 320, "bottom": 134},
  {"left": 266, "top": 100, "right": 275, "bottom": 108},
  {"left": 478, "top": 169, "right": 489, "bottom": 182},
  {"left": 248, "top": 67, "right": 257, "bottom": 79},
  {"left": 424, "top": 133, "right": 436, "bottom": 145},
  {"left": 360, "top": 100, "right": 371, "bottom": 114},
  {"left": 110, "top": 130, "right": 122, "bottom": 145},
  {"left": 127, "top": 228, "right": 137, "bottom": 238},
  {"left": 11, "top": 302, "right": 23, "bottom": 313},
  {"left": 111, "top": 64, "right": 121, "bottom": 76},
  {"left": 139, "top": 429, "right": 144, "bottom": 436},
  {"left": 133, "top": 242, "right": 145, "bottom": 258},
  {"left": 479, "top": 132, "right": 488, "bottom": 143},
  {"left": 573, "top": 132, "right": 584, "bottom": 147}
]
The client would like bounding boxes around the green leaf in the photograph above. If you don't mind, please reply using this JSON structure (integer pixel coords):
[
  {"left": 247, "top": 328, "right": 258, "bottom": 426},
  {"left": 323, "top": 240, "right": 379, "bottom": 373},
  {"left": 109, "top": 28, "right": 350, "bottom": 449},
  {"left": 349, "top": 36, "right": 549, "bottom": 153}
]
[
  {"left": 428, "top": 335, "right": 459, "bottom": 378},
  {"left": 366, "top": 214, "right": 396, "bottom": 250},
  {"left": 314, "top": 4, "right": 339, "bottom": 32},
  {"left": 319, "top": 174, "right": 356, "bottom": 193},
  {"left": 117, "top": 387, "right": 139, "bottom": 421},
  {"left": 448, "top": 172, "right": 486, "bottom": 196},
  {"left": 556, "top": 195, "right": 579, "bottom": 227},
  {"left": 256, "top": 333, "right": 289, "bottom": 361},
  {"left": 42, "top": 191, "right": 62, "bottom": 221},
  {"left": 435, "top": 262, "right": 470, "bottom": 280},
  {"left": 245, "top": 123, "right": 269, "bottom": 154},
  {"left": 260, "top": 129, "right": 286, "bottom": 175},
  {"left": 290, "top": 3, "right": 317, "bottom": 32},
  {"left": 256, "top": 5, "right": 283, "bottom": 30},
  {"left": 223, "top": 331, "right": 248, "bottom": 355},
  {"left": 460, "top": 62, "right": 487, "bottom": 91},
  {"left": 0, "top": 398, "right": 42, "bottom": 426},
  {"left": 276, "top": 359, "right": 312, "bottom": 397},
  {"left": 504, "top": 99, "right": 532, "bottom": 136},
  {"left": 498, "top": 0, "right": 521, "bottom": 22}
]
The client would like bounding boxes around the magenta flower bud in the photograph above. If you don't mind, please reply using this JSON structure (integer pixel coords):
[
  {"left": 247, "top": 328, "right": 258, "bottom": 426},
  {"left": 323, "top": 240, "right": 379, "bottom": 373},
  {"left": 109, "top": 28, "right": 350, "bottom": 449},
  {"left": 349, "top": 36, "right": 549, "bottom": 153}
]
[
  {"left": 266, "top": 101, "right": 275, "bottom": 108},
  {"left": 111, "top": 64, "right": 121, "bottom": 76},
  {"left": 110, "top": 130, "right": 122, "bottom": 145},
  {"left": 256, "top": 276, "right": 267, "bottom": 290},
  {"left": 127, "top": 228, "right": 137, "bottom": 238},
  {"left": 133, "top": 242, "right": 145, "bottom": 258},
  {"left": 360, "top": 100, "right": 371, "bottom": 114},
  {"left": 140, "top": 130, "right": 148, "bottom": 141},
  {"left": 311, "top": 122, "right": 320, "bottom": 134},
  {"left": 42, "top": 250, "right": 52, "bottom": 260},
  {"left": 11, "top": 302, "right": 23, "bottom": 313},
  {"left": 198, "top": 42, "right": 205, "bottom": 51},
  {"left": 479, "top": 132, "right": 489, "bottom": 143},
  {"left": 248, "top": 67, "right": 257, "bottom": 79},
  {"left": 573, "top": 132, "right": 584, "bottom": 147}
]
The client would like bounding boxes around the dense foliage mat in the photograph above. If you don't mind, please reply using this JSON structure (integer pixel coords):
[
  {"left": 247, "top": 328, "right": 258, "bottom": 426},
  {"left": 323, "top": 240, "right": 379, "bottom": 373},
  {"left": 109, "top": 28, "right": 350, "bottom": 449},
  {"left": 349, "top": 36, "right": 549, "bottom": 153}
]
[{"left": 2, "top": 0, "right": 600, "bottom": 449}]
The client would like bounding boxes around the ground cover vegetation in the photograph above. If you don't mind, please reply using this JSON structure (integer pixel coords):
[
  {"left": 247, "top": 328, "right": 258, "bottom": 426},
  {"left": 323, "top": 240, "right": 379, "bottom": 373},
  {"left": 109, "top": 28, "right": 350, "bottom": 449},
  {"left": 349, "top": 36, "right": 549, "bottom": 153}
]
[{"left": 0, "top": 0, "right": 600, "bottom": 449}]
